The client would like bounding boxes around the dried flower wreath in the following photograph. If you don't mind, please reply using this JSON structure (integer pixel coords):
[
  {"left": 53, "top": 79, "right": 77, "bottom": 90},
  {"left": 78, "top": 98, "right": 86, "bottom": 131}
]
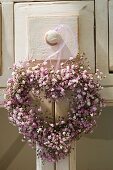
[{"left": 4, "top": 54, "right": 104, "bottom": 162}]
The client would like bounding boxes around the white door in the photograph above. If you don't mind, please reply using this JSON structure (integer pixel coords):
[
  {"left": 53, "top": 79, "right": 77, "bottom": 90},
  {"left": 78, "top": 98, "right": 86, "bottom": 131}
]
[
  {"left": 95, "top": 0, "right": 113, "bottom": 104},
  {"left": 14, "top": 1, "right": 94, "bottom": 170}
]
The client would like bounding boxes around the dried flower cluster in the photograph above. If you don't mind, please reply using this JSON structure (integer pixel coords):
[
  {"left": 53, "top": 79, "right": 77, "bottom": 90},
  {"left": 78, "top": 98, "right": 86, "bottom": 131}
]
[{"left": 4, "top": 54, "right": 104, "bottom": 162}]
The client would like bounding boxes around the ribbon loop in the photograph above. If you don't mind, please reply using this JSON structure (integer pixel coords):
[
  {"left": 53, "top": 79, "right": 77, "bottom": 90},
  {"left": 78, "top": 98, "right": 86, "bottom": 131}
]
[{"left": 43, "top": 24, "right": 77, "bottom": 70}]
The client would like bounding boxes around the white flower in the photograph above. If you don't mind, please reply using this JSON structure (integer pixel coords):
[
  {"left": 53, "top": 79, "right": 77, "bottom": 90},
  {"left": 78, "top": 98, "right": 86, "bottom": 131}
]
[
  {"left": 42, "top": 82, "right": 46, "bottom": 86},
  {"left": 80, "top": 66, "right": 83, "bottom": 69},
  {"left": 17, "top": 89, "right": 21, "bottom": 93},
  {"left": 66, "top": 66, "right": 70, "bottom": 70},
  {"left": 65, "top": 73, "right": 70, "bottom": 79},
  {"left": 72, "top": 79, "right": 78, "bottom": 83},
  {"left": 50, "top": 123, "right": 54, "bottom": 127},
  {"left": 84, "top": 87, "right": 88, "bottom": 91},
  {"left": 96, "top": 69, "right": 99, "bottom": 72},
  {"left": 57, "top": 75, "right": 61, "bottom": 80},
  {"left": 69, "top": 57, "right": 73, "bottom": 60},
  {"left": 37, "top": 128, "right": 42, "bottom": 133},
  {"left": 30, "top": 79, "right": 33, "bottom": 82},
  {"left": 87, "top": 101, "right": 91, "bottom": 106},
  {"left": 22, "top": 80, "right": 25, "bottom": 84},
  {"left": 83, "top": 74, "right": 87, "bottom": 79},
  {"left": 32, "top": 66, "right": 38, "bottom": 70},
  {"left": 29, "top": 109, "right": 33, "bottom": 113},
  {"left": 12, "top": 72, "right": 15, "bottom": 76},
  {"left": 77, "top": 94, "right": 82, "bottom": 99},
  {"left": 90, "top": 113, "right": 93, "bottom": 117},
  {"left": 7, "top": 101, "right": 12, "bottom": 105},
  {"left": 73, "top": 115, "right": 76, "bottom": 119},
  {"left": 13, "top": 109, "right": 17, "bottom": 114},
  {"left": 83, "top": 70, "right": 87, "bottom": 74},
  {"left": 64, "top": 149, "right": 68, "bottom": 153},
  {"left": 16, "top": 94, "right": 20, "bottom": 99},
  {"left": 52, "top": 78, "right": 57, "bottom": 82},
  {"left": 52, "top": 95, "right": 56, "bottom": 99},
  {"left": 38, "top": 107, "right": 42, "bottom": 112},
  {"left": 71, "top": 65, "right": 74, "bottom": 69},
  {"left": 9, "top": 117, "right": 13, "bottom": 121},
  {"left": 7, "top": 82, "right": 11, "bottom": 86},
  {"left": 60, "top": 145, "right": 63, "bottom": 149},
  {"left": 43, "top": 61, "right": 47, "bottom": 66},
  {"left": 60, "top": 63, "right": 64, "bottom": 66},
  {"left": 48, "top": 136, "right": 51, "bottom": 140},
  {"left": 63, "top": 132, "right": 66, "bottom": 135},
  {"left": 26, "top": 70, "right": 31, "bottom": 74},
  {"left": 51, "top": 88, "right": 54, "bottom": 92},
  {"left": 56, "top": 70, "right": 60, "bottom": 73},
  {"left": 21, "top": 72, "right": 25, "bottom": 76}
]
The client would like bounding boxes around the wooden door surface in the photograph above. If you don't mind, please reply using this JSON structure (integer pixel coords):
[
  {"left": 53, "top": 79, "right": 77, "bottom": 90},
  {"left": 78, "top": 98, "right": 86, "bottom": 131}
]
[
  {"left": 14, "top": 1, "right": 94, "bottom": 170},
  {"left": 96, "top": 0, "right": 113, "bottom": 104}
]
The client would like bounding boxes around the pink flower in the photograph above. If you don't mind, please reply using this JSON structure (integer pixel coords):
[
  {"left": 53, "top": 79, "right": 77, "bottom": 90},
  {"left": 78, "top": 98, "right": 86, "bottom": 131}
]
[{"left": 4, "top": 54, "right": 104, "bottom": 162}]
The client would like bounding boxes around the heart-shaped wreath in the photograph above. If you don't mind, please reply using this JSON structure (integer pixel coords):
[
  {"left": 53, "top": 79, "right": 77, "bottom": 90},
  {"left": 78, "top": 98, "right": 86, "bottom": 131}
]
[{"left": 4, "top": 54, "right": 104, "bottom": 162}]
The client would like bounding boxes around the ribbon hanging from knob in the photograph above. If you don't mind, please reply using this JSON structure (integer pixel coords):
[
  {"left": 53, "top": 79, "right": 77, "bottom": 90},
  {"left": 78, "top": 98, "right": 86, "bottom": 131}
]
[{"left": 44, "top": 24, "right": 78, "bottom": 70}]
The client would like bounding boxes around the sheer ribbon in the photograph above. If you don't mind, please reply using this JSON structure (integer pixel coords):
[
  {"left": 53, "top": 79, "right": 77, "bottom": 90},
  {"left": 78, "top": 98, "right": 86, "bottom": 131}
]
[{"left": 43, "top": 24, "right": 77, "bottom": 70}]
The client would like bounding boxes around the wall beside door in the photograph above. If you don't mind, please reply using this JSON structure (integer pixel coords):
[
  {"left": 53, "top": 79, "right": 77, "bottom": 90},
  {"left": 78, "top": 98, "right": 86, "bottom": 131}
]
[
  {"left": 0, "top": 107, "right": 113, "bottom": 170},
  {"left": 0, "top": 108, "right": 35, "bottom": 170},
  {"left": 77, "top": 107, "right": 113, "bottom": 170}
]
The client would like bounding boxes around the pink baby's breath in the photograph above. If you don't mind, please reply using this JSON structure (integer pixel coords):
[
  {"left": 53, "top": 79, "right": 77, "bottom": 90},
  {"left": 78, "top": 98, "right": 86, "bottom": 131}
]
[{"left": 4, "top": 54, "right": 104, "bottom": 162}]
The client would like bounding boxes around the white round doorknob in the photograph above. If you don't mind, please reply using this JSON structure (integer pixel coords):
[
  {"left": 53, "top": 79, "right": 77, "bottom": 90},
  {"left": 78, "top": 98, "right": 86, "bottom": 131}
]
[{"left": 45, "top": 30, "right": 61, "bottom": 46}]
